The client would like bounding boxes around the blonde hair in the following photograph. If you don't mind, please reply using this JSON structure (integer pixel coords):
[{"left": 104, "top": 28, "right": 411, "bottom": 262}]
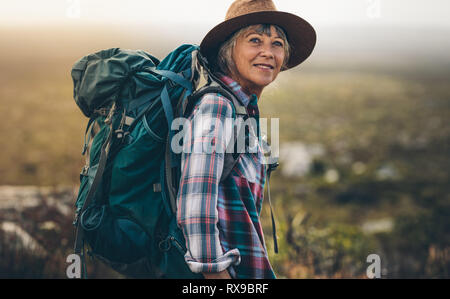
[{"left": 216, "top": 24, "right": 291, "bottom": 75}]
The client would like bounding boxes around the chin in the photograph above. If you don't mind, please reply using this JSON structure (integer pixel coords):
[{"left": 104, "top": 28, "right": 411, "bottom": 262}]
[
  {"left": 250, "top": 69, "right": 277, "bottom": 84},
  {"left": 251, "top": 75, "right": 274, "bottom": 87}
]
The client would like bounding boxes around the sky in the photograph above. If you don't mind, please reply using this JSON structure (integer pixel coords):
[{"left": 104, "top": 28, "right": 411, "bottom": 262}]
[{"left": 1, "top": 0, "right": 450, "bottom": 29}]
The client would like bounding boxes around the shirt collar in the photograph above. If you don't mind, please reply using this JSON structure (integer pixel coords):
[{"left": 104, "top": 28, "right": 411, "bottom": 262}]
[{"left": 216, "top": 73, "right": 258, "bottom": 108}]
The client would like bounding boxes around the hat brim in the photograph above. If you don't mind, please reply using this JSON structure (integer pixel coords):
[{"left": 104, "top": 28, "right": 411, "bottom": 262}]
[{"left": 200, "top": 11, "right": 317, "bottom": 70}]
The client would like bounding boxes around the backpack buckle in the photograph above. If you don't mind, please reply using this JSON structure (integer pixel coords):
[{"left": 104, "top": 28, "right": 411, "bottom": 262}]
[
  {"left": 267, "top": 162, "right": 279, "bottom": 178},
  {"left": 268, "top": 162, "right": 279, "bottom": 172},
  {"left": 115, "top": 129, "right": 124, "bottom": 139}
]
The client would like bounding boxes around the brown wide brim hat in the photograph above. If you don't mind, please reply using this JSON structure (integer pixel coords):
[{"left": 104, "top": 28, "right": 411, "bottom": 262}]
[{"left": 200, "top": 0, "right": 317, "bottom": 71}]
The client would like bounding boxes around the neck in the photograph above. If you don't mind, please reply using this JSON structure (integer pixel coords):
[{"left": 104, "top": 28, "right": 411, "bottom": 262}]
[
  {"left": 226, "top": 71, "right": 263, "bottom": 99},
  {"left": 241, "top": 84, "right": 262, "bottom": 99}
]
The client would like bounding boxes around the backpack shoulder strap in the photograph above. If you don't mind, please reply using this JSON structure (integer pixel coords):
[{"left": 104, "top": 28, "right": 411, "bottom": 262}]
[
  {"left": 184, "top": 81, "right": 247, "bottom": 182},
  {"left": 183, "top": 82, "right": 246, "bottom": 117}
]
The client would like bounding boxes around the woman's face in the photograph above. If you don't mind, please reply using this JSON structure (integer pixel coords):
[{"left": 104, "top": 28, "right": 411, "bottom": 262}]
[{"left": 231, "top": 25, "right": 286, "bottom": 97}]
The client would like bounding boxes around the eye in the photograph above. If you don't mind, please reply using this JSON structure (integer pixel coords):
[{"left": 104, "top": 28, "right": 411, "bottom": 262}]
[
  {"left": 273, "top": 40, "right": 284, "bottom": 47},
  {"left": 249, "top": 37, "right": 261, "bottom": 44}
]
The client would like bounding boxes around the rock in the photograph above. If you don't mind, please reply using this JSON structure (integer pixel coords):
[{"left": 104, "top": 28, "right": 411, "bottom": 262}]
[
  {"left": 0, "top": 185, "right": 75, "bottom": 257},
  {"left": 279, "top": 142, "right": 326, "bottom": 178},
  {"left": 0, "top": 186, "right": 41, "bottom": 211},
  {"left": 361, "top": 218, "right": 394, "bottom": 234},
  {"left": 1, "top": 221, "right": 48, "bottom": 257}
]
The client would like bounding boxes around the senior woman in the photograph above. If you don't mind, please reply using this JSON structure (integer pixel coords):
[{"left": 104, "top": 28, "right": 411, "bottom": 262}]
[{"left": 176, "top": 0, "right": 316, "bottom": 279}]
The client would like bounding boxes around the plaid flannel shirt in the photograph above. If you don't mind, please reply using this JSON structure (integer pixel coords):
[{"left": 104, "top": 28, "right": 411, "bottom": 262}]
[{"left": 176, "top": 73, "right": 276, "bottom": 279}]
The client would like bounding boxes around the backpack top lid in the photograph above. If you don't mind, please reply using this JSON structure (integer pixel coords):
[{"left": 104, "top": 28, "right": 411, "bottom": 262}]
[
  {"left": 71, "top": 48, "right": 161, "bottom": 117},
  {"left": 71, "top": 45, "right": 202, "bottom": 118}
]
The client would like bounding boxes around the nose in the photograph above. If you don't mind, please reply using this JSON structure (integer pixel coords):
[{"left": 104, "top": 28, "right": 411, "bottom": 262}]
[
  {"left": 259, "top": 42, "right": 275, "bottom": 60},
  {"left": 260, "top": 51, "right": 274, "bottom": 60}
]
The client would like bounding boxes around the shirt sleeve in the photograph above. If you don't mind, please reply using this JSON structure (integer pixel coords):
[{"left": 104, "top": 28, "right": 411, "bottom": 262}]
[{"left": 176, "top": 93, "right": 241, "bottom": 274}]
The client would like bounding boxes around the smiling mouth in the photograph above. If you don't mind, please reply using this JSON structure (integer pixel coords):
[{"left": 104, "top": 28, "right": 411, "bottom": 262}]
[{"left": 254, "top": 64, "right": 274, "bottom": 70}]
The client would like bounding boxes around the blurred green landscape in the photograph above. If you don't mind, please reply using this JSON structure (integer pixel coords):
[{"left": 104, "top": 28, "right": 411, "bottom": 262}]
[{"left": 0, "top": 23, "right": 449, "bottom": 278}]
